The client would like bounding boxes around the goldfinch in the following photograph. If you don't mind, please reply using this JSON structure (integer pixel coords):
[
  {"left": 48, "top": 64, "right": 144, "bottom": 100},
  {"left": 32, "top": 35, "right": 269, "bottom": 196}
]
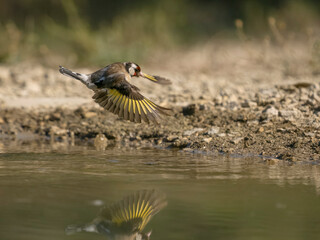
[
  {"left": 65, "top": 190, "right": 167, "bottom": 240},
  {"left": 59, "top": 62, "right": 172, "bottom": 124}
]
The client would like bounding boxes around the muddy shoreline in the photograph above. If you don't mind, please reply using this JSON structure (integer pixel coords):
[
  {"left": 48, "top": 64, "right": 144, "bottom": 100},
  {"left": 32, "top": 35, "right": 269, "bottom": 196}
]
[
  {"left": 1, "top": 42, "right": 320, "bottom": 162},
  {"left": 1, "top": 81, "right": 320, "bottom": 162}
]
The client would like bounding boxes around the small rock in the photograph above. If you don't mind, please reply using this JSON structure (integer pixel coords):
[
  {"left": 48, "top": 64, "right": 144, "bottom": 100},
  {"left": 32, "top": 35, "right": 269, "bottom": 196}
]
[
  {"left": 183, "top": 128, "right": 203, "bottom": 136},
  {"left": 83, "top": 111, "right": 97, "bottom": 118},
  {"left": 166, "top": 135, "right": 179, "bottom": 142},
  {"left": 94, "top": 133, "right": 108, "bottom": 150},
  {"left": 293, "top": 82, "right": 313, "bottom": 89},
  {"left": 279, "top": 109, "right": 302, "bottom": 122},
  {"left": 81, "top": 121, "right": 89, "bottom": 126},
  {"left": 50, "top": 112, "right": 61, "bottom": 121},
  {"left": 247, "top": 120, "right": 259, "bottom": 126},
  {"left": 182, "top": 147, "right": 194, "bottom": 152},
  {"left": 218, "top": 133, "right": 226, "bottom": 137},
  {"left": 172, "top": 138, "right": 189, "bottom": 148},
  {"left": 0, "top": 117, "right": 4, "bottom": 124},
  {"left": 202, "top": 137, "right": 212, "bottom": 143},
  {"left": 199, "top": 104, "right": 205, "bottom": 110},
  {"left": 50, "top": 125, "right": 67, "bottom": 135},
  {"left": 241, "top": 100, "right": 257, "bottom": 108},
  {"left": 278, "top": 152, "right": 297, "bottom": 162},
  {"left": 231, "top": 137, "right": 243, "bottom": 144},
  {"left": 305, "top": 132, "right": 315, "bottom": 137},
  {"left": 258, "top": 127, "right": 264, "bottom": 133},
  {"left": 264, "top": 158, "right": 279, "bottom": 165},
  {"left": 241, "top": 100, "right": 250, "bottom": 108},
  {"left": 207, "top": 126, "right": 220, "bottom": 136},
  {"left": 182, "top": 104, "right": 196, "bottom": 116},
  {"left": 214, "top": 95, "right": 223, "bottom": 105},
  {"left": 262, "top": 106, "right": 278, "bottom": 117}
]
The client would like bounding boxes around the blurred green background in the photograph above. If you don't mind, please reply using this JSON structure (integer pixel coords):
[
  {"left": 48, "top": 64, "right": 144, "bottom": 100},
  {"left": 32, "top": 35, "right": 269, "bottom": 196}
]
[{"left": 0, "top": 0, "right": 319, "bottom": 66}]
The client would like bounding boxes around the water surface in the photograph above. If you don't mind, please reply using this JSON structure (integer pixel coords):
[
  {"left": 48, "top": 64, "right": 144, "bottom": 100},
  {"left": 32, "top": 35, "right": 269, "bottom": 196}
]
[{"left": 0, "top": 143, "right": 320, "bottom": 240}]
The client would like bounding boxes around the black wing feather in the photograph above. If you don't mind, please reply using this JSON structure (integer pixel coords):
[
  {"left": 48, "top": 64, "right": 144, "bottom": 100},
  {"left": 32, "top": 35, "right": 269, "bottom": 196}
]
[{"left": 92, "top": 78, "right": 171, "bottom": 123}]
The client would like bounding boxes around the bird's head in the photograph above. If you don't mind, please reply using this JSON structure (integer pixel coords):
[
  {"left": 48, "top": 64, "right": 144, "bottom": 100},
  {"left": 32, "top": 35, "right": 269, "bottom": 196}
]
[
  {"left": 125, "top": 62, "right": 141, "bottom": 77},
  {"left": 125, "top": 62, "right": 171, "bottom": 85}
]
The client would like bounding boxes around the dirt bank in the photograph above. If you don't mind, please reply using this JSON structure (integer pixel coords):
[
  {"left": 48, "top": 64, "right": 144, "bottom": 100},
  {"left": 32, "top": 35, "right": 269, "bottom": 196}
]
[{"left": 1, "top": 41, "right": 320, "bottom": 162}]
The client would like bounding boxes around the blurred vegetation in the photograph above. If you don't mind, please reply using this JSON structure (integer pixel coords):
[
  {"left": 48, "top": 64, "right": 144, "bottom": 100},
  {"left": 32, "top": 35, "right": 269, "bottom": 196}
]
[{"left": 0, "top": 0, "right": 320, "bottom": 66}]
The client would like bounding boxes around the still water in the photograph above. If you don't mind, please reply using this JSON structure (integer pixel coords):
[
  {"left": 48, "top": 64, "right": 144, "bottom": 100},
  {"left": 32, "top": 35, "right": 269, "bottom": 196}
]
[{"left": 0, "top": 143, "right": 320, "bottom": 240}]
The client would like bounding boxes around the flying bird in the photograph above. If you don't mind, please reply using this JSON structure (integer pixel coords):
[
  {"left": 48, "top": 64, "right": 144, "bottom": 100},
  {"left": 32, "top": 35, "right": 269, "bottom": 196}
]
[
  {"left": 65, "top": 189, "right": 167, "bottom": 240},
  {"left": 59, "top": 62, "right": 172, "bottom": 124}
]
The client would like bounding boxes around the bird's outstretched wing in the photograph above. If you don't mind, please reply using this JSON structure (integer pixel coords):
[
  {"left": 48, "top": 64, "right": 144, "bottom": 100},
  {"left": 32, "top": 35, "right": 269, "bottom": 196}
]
[
  {"left": 99, "top": 190, "right": 167, "bottom": 233},
  {"left": 92, "top": 80, "right": 171, "bottom": 124}
]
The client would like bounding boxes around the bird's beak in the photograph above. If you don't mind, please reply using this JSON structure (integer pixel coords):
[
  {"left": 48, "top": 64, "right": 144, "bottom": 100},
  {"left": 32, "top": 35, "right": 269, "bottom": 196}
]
[{"left": 139, "top": 72, "right": 172, "bottom": 85}]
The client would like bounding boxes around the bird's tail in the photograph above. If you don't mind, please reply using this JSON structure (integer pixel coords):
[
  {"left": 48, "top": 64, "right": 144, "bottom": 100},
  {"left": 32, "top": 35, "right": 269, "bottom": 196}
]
[
  {"left": 59, "top": 66, "right": 89, "bottom": 84},
  {"left": 65, "top": 224, "right": 84, "bottom": 235},
  {"left": 65, "top": 223, "right": 97, "bottom": 235}
]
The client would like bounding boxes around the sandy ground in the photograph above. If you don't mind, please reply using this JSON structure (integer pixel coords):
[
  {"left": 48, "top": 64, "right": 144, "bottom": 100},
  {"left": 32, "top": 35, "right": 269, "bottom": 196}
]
[{"left": 1, "top": 40, "right": 320, "bottom": 162}]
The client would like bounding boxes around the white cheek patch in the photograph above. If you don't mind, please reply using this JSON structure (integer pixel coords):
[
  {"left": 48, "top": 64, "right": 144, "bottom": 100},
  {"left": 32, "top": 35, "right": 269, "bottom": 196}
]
[{"left": 129, "top": 67, "right": 135, "bottom": 76}]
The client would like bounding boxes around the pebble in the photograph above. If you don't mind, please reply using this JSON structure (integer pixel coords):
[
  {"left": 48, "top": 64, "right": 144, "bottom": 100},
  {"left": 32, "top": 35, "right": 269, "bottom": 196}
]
[
  {"left": 183, "top": 128, "right": 203, "bottom": 136},
  {"left": 83, "top": 111, "right": 97, "bottom": 118},
  {"left": 202, "top": 137, "right": 212, "bottom": 143},
  {"left": 182, "top": 104, "right": 196, "bottom": 116},
  {"left": 81, "top": 121, "right": 89, "bottom": 126},
  {"left": 207, "top": 126, "right": 220, "bottom": 136},
  {"left": 231, "top": 137, "right": 243, "bottom": 144},
  {"left": 50, "top": 125, "right": 67, "bottom": 135},
  {"left": 247, "top": 120, "right": 259, "bottom": 126},
  {"left": 304, "top": 132, "right": 315, "bottom": 137},
  {"left": 241, "top": 100, "right": 257, "bottom": 108},
  {"left": 264, "top": 158, "right": 280, "bottom": 165},
  {"left": 279, "top": 109, "right": 302, "bottom": 122},
  {"left": 172, "top": 138, "right": 189, "bottom": 148},
  {"left": 50, "top": 112, "right": 61, "bottom": 121},
  {"left": 94, "top": 133, "right": 108, "bottom": 150},
  {"left": 262, "top": 105, "right": 279, "bottom": 117},
  {"left": 166, "top": 135, "right": 179, "bottom": 142}
]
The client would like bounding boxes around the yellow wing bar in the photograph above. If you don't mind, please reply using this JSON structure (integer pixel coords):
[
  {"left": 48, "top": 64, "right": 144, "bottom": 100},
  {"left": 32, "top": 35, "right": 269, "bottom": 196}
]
[
  {"left": 107, "top": 190, "right": 167, "bottom": 231},
  {"left": 93, "top": 88, "right": 171, "bottom": 123}
]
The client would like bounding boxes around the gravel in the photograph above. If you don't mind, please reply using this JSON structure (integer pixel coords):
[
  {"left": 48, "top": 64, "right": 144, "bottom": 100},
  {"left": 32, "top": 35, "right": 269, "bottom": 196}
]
[{"left": 1, "top": 41, "right": 320, "bottom": 162}]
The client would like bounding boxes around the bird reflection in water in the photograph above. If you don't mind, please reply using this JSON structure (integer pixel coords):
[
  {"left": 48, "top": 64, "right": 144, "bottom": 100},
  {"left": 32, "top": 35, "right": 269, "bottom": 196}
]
[{"left": 65, "top": 189, "right": 167, "bottom": 240}]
